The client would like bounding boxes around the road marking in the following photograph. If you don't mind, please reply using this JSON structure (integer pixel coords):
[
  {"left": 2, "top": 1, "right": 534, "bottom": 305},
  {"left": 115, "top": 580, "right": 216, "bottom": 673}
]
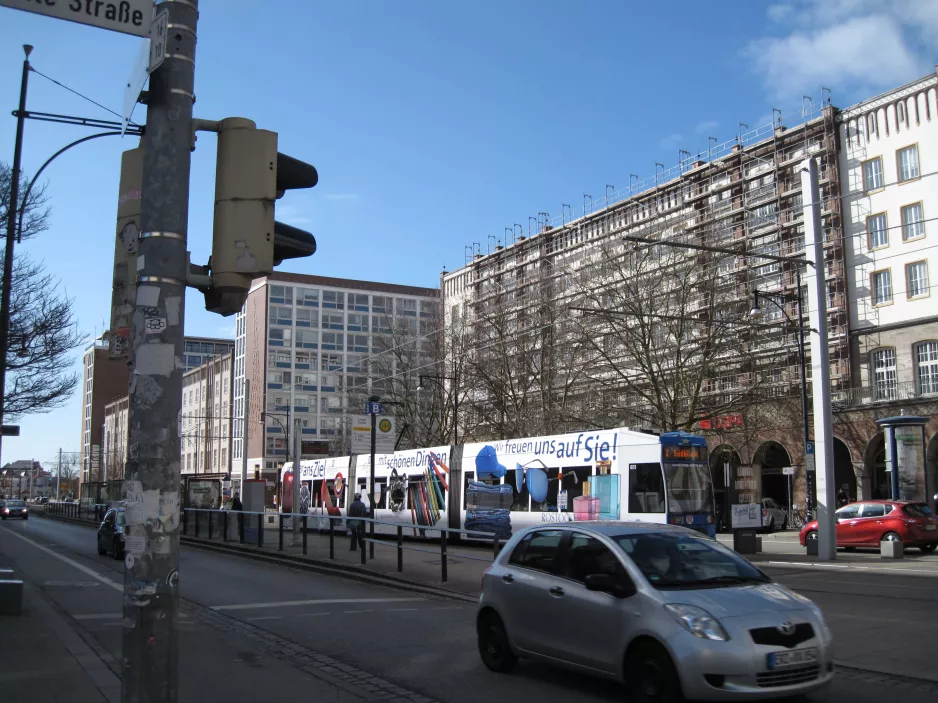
[
  {"left": 431, "top": 606, "right": 463, "bottom": 611},
  {"left": 210, "top": 597, "right": 424, "bottom": 612},
  {"left": 74, "top": 613, "right": 121, "bottom": 621},
  {"left": 298, "top": 612, "right": 331, "bottom": 618},
  {"left": 342, "top": 609, "right": 373, "bottom": 614},
  {"left": 246, "top": 615, "right": 283, "bottom": 621},
  {"left": 1, "top": 527, "right": 122, "bottom": 591},
  {"left": 385, "top": 608, "right": 419, "bottom": 612}
]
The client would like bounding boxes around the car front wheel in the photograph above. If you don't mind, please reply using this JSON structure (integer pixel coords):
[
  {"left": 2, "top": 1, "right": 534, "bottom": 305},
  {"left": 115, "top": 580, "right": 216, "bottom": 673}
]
[
  {"left": 625, "top": 640, "right": 683, "bottom": 703},
  {"left": 477, "top": 612, "right": 518, "bottom": 673},
  {"left": 920, "top": 543, "right": 937, "bottom": 553}
]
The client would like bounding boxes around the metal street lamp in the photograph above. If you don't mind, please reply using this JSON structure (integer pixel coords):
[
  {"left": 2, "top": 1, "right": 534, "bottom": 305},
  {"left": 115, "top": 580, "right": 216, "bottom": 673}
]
[
  {"left": 749, "top": 272, "right": 813, "bottom": 514},
  {"left": 417, "top": 373, "right": 459, "bottom": 445}
]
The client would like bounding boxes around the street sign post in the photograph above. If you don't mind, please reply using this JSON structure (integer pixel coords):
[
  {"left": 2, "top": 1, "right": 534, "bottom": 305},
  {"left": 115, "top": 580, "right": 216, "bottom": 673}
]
[{"left": 0, "top": 0, "right": 153, "bottom": 36}]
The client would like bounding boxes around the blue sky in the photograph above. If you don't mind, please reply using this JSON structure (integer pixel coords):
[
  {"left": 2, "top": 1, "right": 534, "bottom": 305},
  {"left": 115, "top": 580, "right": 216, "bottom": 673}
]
[{"left": 1, "top": 0, "right": 936, "bottom": 466}]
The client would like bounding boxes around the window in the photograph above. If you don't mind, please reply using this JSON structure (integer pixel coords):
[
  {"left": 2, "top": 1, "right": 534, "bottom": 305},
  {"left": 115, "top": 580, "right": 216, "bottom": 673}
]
[
  {"left": 906, "top": 261, "right": 929, "bottom": 299},
  {"left": 917, "top": 341, "right": 938, "bottom": 396},
  {"left": 859, "top": 503, "right": 887, "bottom": 518},
  {"left": 347, "top": 334, "right": 369, "bottom": 353},
  {"left": 296, "top": 308, "right": 317, "bottom": 327},
  {"left": 901, "top": 203, "right": 925, "bottom": 241},
  {"left": 297, "top": 287, "right": 319, "bottom": 307},
  {"left": 347, "top": 313, "right": 368, "bottom": 331},
  {"left": 269, "top": 328, "right": 292, "bottom": 347},
  {"left": 349, "top": 293, "right": 369, "bottom": 311},
  {"left": 871, "top": 269, "right": 892, "bottom": 306},
  {"left": 867, "top": 213, "right": 888, "bottom": 249},
  {"left": 295, "top": 329, "right": 318, "bottom": 348},
  {"left": 323, "top": 312, "right": 344, "bottom": 330},
  {"left": 294, "top": 350, "right": 312, "bottom": 368},
  {"left": 863, "top": 157, "right": 884, "bottom": 191},
  {"left": 397, "top": 299, "right": 417, "bottom": 317},
  {"left": 507, "top": 529, "right": 564, "bottom": 575},
  {"left": 321, "top": 332, "right": 343, "bottom": 350},
  {"left": 872, "top": 348, "right": 897, "bottom": 401},
  {"left": 628, "top": 463, "right": 666, "bottom": 514},
  {"left": 272, "top": 306, "right": 292, "bottom": 325},
  {"left": 372, "top": 296, "right": 392, "bottom": 314},
  {"left": 897, "top": 145, "right": 920, "bottom": 182},
  {"left": 322, "top": 291, "right": 344, "bottom": 309},
  {"left": 835, "top": 504, "right": 860, "bottom": 521},
  {"left": 565, "top": 534, "right": 627, "bottom": 583}
]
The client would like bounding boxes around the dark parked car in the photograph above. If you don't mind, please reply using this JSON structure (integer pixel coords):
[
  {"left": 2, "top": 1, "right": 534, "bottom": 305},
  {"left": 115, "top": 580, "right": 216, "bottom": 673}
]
[
  {"left": 1, "top": 499, "right": 28, "bottom": 519},
  {"left": 97, "top": 508, "right": 126, "bottom": 560},
  {"left": 800, "top": 501, "right": 938, "bottom": 552}
]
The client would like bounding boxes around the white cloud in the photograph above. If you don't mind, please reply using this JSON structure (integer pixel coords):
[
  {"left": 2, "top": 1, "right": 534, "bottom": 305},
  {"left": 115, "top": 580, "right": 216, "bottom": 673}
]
[
  {"left": 659, "top": 133, "right": 683, "bottom": 151},
  {"left": 695, "top": 120, "right": 719, "bottom": 135},
  {"left": 748, "top": 14, "right": 923, "bottom": 100},
  {"left": 766, "top": 4, "right": 793, "bottom": 22}
]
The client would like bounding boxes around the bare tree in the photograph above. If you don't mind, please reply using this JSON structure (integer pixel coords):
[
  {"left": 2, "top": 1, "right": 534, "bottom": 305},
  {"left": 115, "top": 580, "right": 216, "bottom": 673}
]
[
  {"left": 570, "top": 238, "right": 788, "bottom": 432},
  {"left": 356, "top": 300, "right": 470, "bottom": 449},
  {"left": 1, "top": 163, "right": 83, "bottom": 420},
  {"left": 460, "top": 263, "right": 588, "bottom": 440}
]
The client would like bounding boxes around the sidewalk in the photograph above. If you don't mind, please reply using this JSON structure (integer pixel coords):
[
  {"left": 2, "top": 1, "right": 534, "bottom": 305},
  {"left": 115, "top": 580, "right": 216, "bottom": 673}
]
[{"left": 0, "top": 553, "right": 119, "bottom": 703}]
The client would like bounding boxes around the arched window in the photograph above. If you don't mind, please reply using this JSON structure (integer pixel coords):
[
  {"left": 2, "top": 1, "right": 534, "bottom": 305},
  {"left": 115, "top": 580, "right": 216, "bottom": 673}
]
[
  {"left": 916, "top": 341, "right": 938, "bottom": 396},
  {"left": 871, "top": 348, "right": 897, "bottom": 401}
]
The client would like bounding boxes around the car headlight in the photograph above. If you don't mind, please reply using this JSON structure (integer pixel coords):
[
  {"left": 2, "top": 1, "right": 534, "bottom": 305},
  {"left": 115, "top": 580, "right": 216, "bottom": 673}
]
[{"left": 664, "top": 604, "right": 730, "bottom": 641}]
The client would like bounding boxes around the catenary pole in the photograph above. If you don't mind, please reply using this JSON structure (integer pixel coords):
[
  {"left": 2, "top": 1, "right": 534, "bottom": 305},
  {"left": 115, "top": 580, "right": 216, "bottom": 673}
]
[
  {"left": 121, "top": 2, "right": 199, "bottom": 702},
  {"left": 801, "top": 157, "right": 836, "bottom": 562}
]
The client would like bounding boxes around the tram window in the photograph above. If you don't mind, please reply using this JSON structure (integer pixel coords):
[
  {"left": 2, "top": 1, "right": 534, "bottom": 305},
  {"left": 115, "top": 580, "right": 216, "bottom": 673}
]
[
  {"left": 505, "top": 469, "right": 530, "bottom": 511},
  {"left": 531, "top": 468, "right": 560, "bottom": 512},
  {"left": 628, "top": 463, "right": 665, "bottom": 513},
  {"left": 560, "top": 467, "right": 592, "bottom": 512},
  {"left": 375, "top": 478, "right": 388, "bottom": 509},
  {"left": 463, "top": 471, "right": 474, "bottom": 509},
  {"left": 313, "top": 480, "right": 323, "bottom": 507}
]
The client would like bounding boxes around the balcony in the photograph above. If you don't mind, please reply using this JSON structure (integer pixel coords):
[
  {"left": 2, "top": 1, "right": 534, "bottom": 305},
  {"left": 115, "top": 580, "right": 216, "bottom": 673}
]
[{"left": 831, "top": 381, "right": 938, "bottom": 410}]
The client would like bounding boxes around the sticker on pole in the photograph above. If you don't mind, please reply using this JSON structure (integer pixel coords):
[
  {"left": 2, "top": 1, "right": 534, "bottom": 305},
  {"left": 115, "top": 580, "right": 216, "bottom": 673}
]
[{"left": 148, "top": 9, "right": 168, "bottom": 73}]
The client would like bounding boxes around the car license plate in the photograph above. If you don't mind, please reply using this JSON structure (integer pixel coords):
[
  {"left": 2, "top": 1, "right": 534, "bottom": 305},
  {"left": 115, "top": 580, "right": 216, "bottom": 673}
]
[
  {"left": 925, "top": 524, "right": 936, "bottom": 531},
  {"left": 767, "top": 647, "right": 818, "bottom": 670}
]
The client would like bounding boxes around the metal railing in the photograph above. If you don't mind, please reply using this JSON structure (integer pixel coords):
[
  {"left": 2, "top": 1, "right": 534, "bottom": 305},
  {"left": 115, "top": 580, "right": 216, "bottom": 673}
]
[
  {"left": 832, "top": 381, "right": 938, "bottom": 408},
  {"left": 43, "top": 501, "right": 108, "bottom": 522},
  {"left": 181, "top": 508, "right": 504, "bottom": 584}
]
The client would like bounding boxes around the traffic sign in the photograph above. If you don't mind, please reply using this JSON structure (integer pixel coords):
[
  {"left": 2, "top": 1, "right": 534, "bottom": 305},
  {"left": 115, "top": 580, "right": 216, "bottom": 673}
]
[
  {"left": 366, "top": 401, "right": 383, "bottom": 415},
  {"left": 148, "top": 9, "right": 168, "bottom": 73},
  {"left": 805, "top": 442, "right": 815, "bottom": 473},
  {"left": 1, "top": 0, "right": 153, "bottom": 37},
  {"left": 350, "top": 414, "right": 395, "bottom": 454}
]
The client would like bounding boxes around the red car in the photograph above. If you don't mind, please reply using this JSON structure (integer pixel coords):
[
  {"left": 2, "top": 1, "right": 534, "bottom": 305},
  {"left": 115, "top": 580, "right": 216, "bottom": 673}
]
[{"left": 800, "top": 500, "right": 938, "bottom": 552}]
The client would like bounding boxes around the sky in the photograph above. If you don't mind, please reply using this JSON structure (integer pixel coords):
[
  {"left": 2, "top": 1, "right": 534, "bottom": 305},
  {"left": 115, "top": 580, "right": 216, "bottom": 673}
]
[{"left": 0, "top": 0, "right": 936, "bottom": 468}]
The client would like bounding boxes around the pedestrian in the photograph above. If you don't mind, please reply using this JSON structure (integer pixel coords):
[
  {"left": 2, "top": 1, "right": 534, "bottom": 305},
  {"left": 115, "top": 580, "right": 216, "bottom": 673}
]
[
  {"left": 836, "top": 489, "right": 848, "bottom": 507},
  {"left": 347, "top": 492, "right": 367, "bottom": 552},
  {"left": 231, "top": 492, "right": 243, "bottom": 512}
]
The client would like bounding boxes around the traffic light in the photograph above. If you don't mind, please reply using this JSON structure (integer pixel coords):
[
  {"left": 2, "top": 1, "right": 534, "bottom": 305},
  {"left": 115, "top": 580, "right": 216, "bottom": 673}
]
[
  {"left": 107, "top": 147, "right": 143, "bottom": 359},
  {"left": 201, "top": 117, "right": 318, "bottom": 316}
]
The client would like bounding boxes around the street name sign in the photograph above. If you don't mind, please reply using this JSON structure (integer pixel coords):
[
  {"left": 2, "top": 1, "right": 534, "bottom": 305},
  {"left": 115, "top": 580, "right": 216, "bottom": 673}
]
[{"left": 0, "top": 0, "right": 153, "bottom": 37}]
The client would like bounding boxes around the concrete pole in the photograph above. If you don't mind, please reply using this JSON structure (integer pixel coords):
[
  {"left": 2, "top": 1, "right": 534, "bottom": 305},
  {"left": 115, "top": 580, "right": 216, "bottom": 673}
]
[
  {"left": 121, "top": 2, "right": 198, "bottom": 702},
  {"left": 801, "top": 157, "right": 836, "bottom": 561}
]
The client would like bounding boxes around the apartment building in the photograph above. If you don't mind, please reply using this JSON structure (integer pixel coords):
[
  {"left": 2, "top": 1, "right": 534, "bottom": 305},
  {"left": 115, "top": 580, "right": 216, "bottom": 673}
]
[
  {"left": 83, "top": 336, "right": 233, "bottom": 488},
  {"left": 837, "top": 72, "right": 938, "bottom": 500},
  {"left": 231, "top": 273, "right": 439, "bottom": 493},
  {"left": 181, "top": 352, "right": 234, "bottom": 476}
]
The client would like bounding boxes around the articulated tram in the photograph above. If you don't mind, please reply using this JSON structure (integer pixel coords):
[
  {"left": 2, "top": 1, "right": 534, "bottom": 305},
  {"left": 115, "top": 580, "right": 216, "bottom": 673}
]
[{"left": 280, "top": 427, "right": 716, "bottom": 540}]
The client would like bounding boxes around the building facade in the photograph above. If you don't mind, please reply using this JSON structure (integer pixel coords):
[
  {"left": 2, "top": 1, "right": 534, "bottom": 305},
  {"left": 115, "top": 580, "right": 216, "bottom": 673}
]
[
  {"left": 181, "top": 352, "right": 234, "bottom": 476},
  {"left": 232, "top": 273, "right": 439, "bottom": 495},
  {"left": 82, "top": 336, "right": 233, "bottom": 490},
  {"left": 442, "top": 71, "right": 938, "bottom": 514},
  {"left": 836, "top": 72, "right": 938, "bottom": 502},
  {"left": 80, "top": 339, "right": 130, "bottom": 483}
]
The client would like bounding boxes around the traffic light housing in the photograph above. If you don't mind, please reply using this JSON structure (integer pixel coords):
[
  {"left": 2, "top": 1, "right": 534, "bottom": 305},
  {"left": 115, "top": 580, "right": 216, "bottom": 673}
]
[{"left": 202, "top": 117, "right": 318, "bottom": 316}]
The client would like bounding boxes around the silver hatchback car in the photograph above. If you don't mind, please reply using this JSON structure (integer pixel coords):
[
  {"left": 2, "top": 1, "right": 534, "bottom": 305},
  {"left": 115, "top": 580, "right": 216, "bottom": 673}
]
[{"left": 478, "top": 523, "right": 833, "bottom": 702}]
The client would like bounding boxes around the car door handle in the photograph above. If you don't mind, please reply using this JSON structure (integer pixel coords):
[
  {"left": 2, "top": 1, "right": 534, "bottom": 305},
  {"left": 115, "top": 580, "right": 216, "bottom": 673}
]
[
  {"left": 849, "top": 521, "right": 858, "bottom": 526},
  {"left": 549, "top": 587, "right": 565, "bottom": 597},
  {"left": 501, "top": 574, "right": 514, "bottom": 584}
]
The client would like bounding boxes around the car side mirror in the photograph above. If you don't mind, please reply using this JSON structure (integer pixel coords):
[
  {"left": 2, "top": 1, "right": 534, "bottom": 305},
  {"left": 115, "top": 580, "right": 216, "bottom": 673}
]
[{"left": 585, "top": 573, "right": 636, "bottom": 599}]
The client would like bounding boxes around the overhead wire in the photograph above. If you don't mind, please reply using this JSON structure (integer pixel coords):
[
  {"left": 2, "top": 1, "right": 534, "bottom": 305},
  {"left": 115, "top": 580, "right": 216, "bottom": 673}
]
[{"left": 29, "top": 66, "right": 142, "bottom": 128}]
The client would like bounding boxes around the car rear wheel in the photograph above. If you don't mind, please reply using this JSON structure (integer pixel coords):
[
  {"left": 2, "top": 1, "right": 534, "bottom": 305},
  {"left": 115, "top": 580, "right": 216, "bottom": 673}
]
[
  {"left": 112, "top": 538, "right": 124, "bottom": 561},
  {"left": 625, "top": 641, "right": 683, "bottom": 703},
  {"left": 920, "top": 543, "right": 936, "bottom": 553},
  {"left": 477, "top": 612, "right": 517, "bottom": 673}
]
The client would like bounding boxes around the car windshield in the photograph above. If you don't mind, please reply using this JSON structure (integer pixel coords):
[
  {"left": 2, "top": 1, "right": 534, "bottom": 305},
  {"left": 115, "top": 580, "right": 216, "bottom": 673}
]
[
  {"left": 614, "top": 531, "right": 769, "bottom": 589},
  {"left": 6, "top": 500, "right": 25, "bottom": 507},
  {"left": 663, "top": 462, "right": 713, "bottom": 513},
  {"left": 904, "top": 503, "right": 934, "bottom": 518}
]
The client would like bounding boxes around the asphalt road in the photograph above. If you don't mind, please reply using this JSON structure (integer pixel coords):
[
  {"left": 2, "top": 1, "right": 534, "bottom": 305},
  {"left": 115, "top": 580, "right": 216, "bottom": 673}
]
[{"left": 2, "top": 517, "right": 936, "bottom": 703}]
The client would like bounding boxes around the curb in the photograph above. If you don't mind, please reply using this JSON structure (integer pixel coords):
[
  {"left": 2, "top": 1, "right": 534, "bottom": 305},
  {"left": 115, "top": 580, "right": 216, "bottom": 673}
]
[{"left": 180, "top": 536, "right": 478, "bottom": 604}]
